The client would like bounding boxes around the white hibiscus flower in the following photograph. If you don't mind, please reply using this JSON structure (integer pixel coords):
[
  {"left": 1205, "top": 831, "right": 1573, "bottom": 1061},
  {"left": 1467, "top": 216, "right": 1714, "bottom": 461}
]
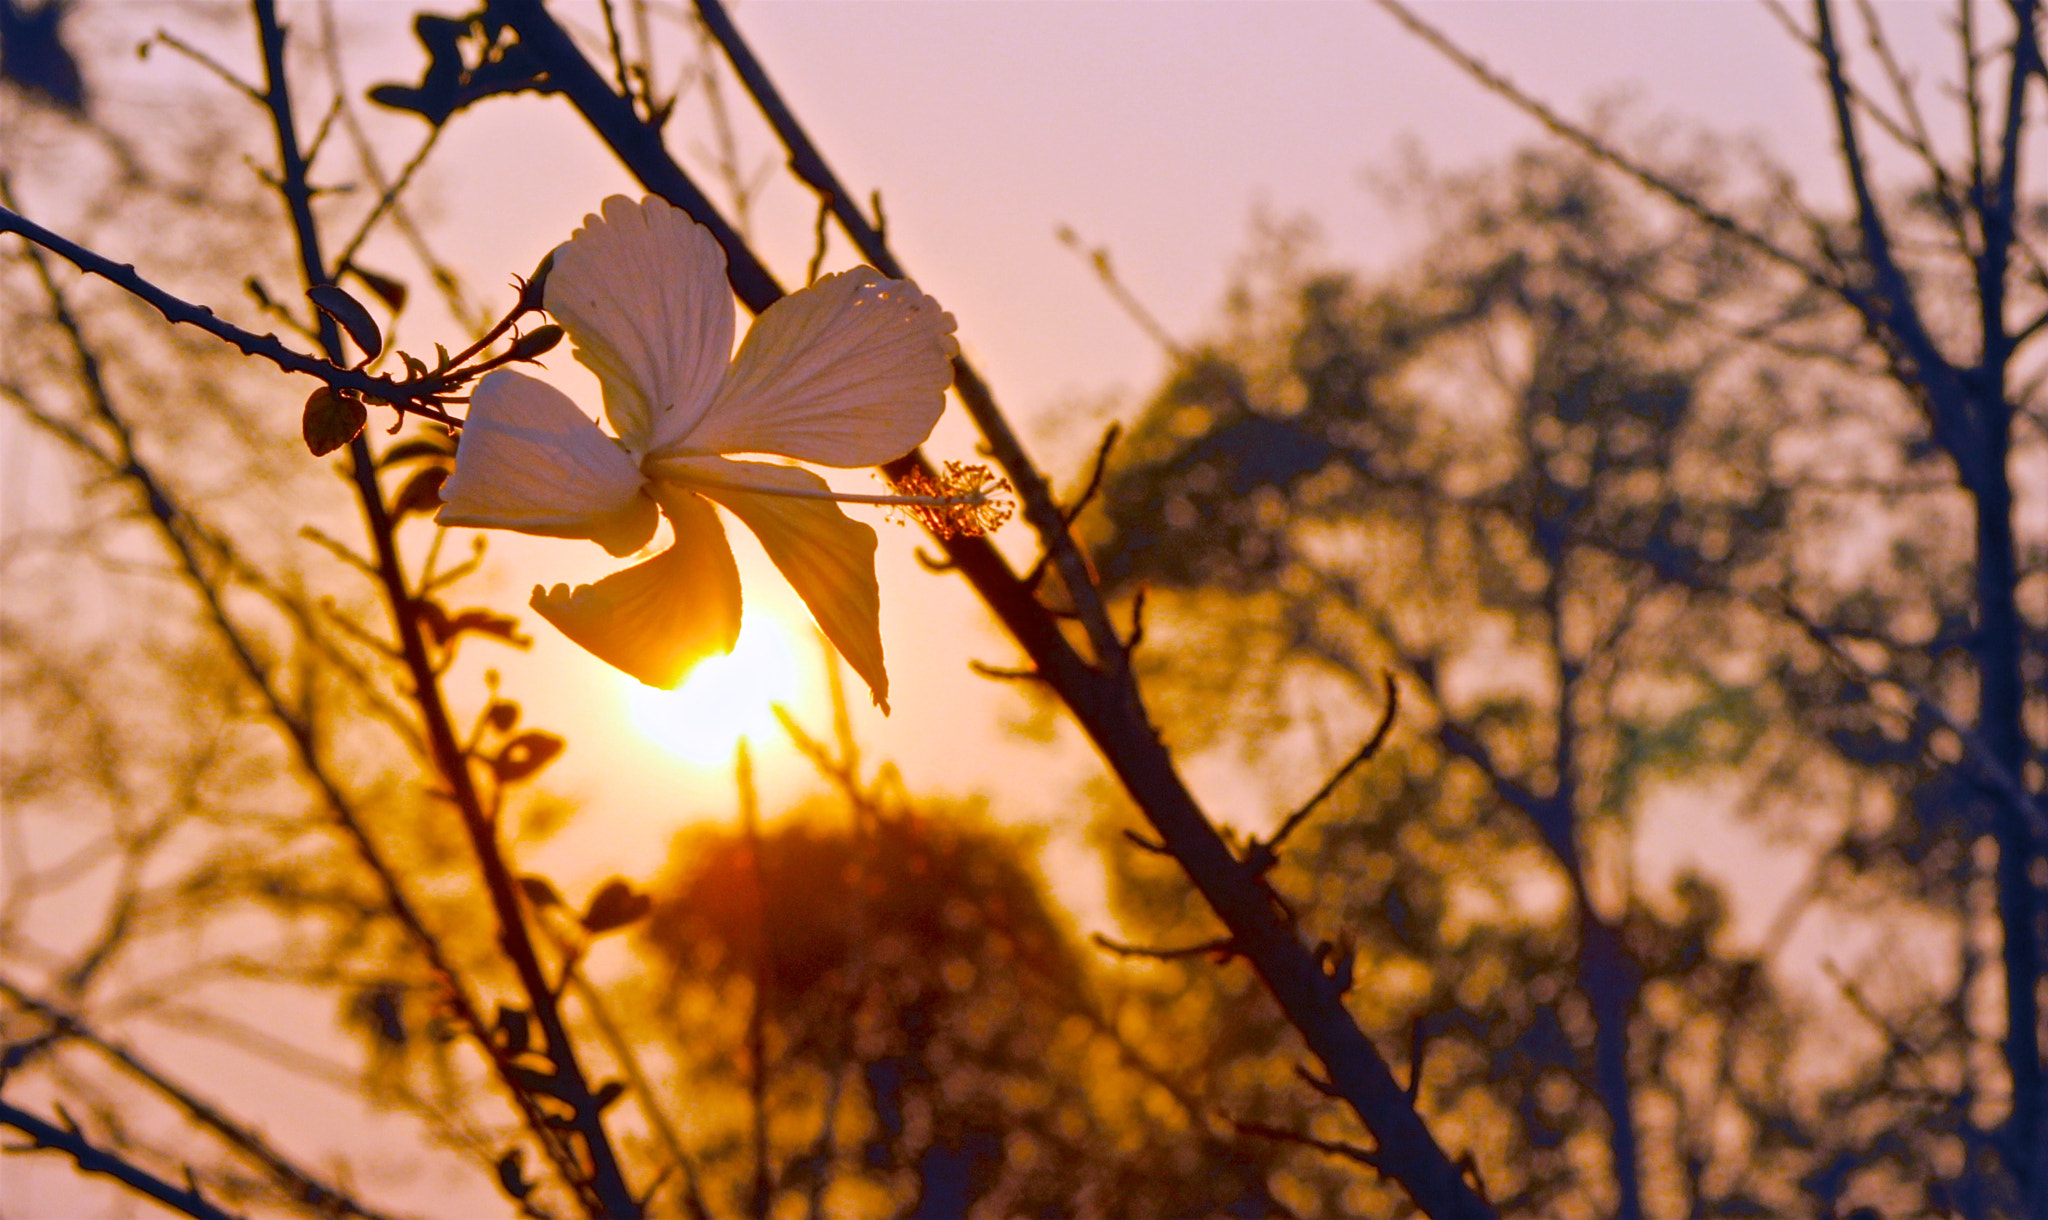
[{"left": 437, "top": 195, "right": 962, "bottom": 711}]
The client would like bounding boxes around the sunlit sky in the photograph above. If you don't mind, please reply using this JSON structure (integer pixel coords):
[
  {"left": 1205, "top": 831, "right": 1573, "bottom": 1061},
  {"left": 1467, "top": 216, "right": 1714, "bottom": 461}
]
[{"left": 16, "top": 0, "right": 1963, "bottom": 918}]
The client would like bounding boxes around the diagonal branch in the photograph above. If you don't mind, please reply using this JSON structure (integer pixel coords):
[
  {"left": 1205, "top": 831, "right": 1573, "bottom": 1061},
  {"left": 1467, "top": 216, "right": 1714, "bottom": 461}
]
[
  {"left": 0, "top": 203, "right": 461, "bottom": 428},
  {"left": 0, "top": 1099, "right": 244, "bottom": 1220},
  {"left": 487, "top": 2, "right": 1495, "bottom": 1214},
  {"left": 690, "top": 0, "right": 1129, "bottom": 675},
  {"left": 0, "top": 978, "right": 415, "bottom": 1220}
]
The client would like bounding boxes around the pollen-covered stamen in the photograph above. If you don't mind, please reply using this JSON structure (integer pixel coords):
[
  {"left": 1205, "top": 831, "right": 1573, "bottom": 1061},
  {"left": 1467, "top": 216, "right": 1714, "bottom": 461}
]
[
  {"left": 885, "top": 461, "right": 1016, "bottom": 539},
  {"left": 665, "top": 459, "right": 1014, "bottom": 538}
]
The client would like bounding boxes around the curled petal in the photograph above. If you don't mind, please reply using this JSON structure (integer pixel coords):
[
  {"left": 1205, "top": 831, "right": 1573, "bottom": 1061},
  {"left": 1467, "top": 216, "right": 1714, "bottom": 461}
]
[
  {"left": 547, "top": 196, "right": 734, "bottom": 454},
  {"left": 437, "top": 371, "right": 656, "bottom": 557},
  {"left": 677, "top": 268, "right": 957, "bottom": 468},
  {"left": 529, "top": 490, "right": 742, "bottom": 689},
  {"left": 663, "top": 457, "right": 890, "bottom": 711}
]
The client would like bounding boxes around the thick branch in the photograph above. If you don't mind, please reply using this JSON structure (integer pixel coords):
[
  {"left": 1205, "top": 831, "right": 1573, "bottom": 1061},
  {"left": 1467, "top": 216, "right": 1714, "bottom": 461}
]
[{"left": 489, "top": 2, "right": 1492, "bottom": 1214}]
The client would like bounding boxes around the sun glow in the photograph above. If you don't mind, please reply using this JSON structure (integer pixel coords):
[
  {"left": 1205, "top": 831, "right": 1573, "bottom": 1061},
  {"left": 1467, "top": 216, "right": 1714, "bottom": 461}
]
[{"left": 624, "top": 612, "right": 804, "bottom": 764}]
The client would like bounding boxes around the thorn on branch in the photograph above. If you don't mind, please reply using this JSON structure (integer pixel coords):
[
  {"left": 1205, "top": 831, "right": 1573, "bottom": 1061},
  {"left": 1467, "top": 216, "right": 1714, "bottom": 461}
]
[
  {"left": 968, "top": 659, "right": 1048, "bottom": 685},
  {"left": 1406, "top": 1016, "right": 1429, "bottom": 1102},
  {"left": 1124, "top": 585, "right": 1148, "bottom": 653},
  {"left": 1314, "top": 935, "right": 1357, "bottom": 996},
  {"left": 914, "top": 545, "right": 956, "bottom": 572},
  {"left": 1061, "top": 422, "right": 1122, "bottom": 527},
  {"left": 1295, "top": 1065, "right": 1340, "bottom": 1097},
  {"left": 1091, "top": 933, "right": 1240, "bottom": 963},
  {"left": 1457, "top": 1151, "right": 1495, "bottom": 1205},
  {"left": 1244, "top": 671, "right": 1399, "bottom": 876},
  {"left": 1121, "top": 829, "right": 1170, "bottom": 855}
]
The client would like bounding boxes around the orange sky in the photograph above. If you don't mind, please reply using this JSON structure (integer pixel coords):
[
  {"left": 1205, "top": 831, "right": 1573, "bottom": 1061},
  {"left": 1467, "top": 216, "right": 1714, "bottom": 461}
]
[
  {"left": 1, "top": 3, "right": 2002, "bottom": 1213},
  {"left": 5, "top": 0, "right": 1976, "bottom": 894},
  {"left": 385, "top": 0, "right": 1960, "bottom": 887}
]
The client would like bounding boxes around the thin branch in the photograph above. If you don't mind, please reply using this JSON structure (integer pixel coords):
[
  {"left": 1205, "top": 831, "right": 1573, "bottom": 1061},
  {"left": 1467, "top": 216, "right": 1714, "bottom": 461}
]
[
  {"left": 1771, "top": 592, "right": 2048, "bottom": 838},
  {"left": 1234, "top": 1119, "right": 1384, "bottom": 1171},
  {"left": 0, "top": 978, "right": 412, "bottom": 1220},
  {"left": 736, "top": 740, "right": 772, "bottom": 1220},
  {"left": 1091, "top": 933, "right": 1240, "bottom": 962},
  {"left": 146, "top": 29, "right": 264, "bottom": 103},
  {"left": 0, "top": 1099, "right": 245, "bottom": 1220},
  {"left": 1056, "top": 224, "right": 1189, "bottom": 359},
  {"left": 1371, "top": 0, "right": 1851, "bottom": 304},
  {"left": 1247, "top": 671, "right": 1399, "bottom": 872},
  {"left": 0, "top": 203, "right": 461, "bottom": 427}
]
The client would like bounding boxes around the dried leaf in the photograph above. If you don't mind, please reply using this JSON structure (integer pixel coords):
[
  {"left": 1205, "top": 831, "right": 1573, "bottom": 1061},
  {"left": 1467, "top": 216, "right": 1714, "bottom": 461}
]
[
  {"left": 517, "top": 874, "right": 561, "bottom": 908},
  {"left": 445, "top": 609, "right": 531, "bottom": 649},
  {"left": 582, "top": 878, "right": 650, "bottom": 934},
  {"left": 308, "top": 283, "right": 384, "bottom": 360},
  {"left": 492, "top": 731, "right": 563, "bottom": 783},
  {"left": 350, "top": 264, "right": 409, "bottom": 312},
  {"left": 302, "top": 386, "right": 367, "bottom": 457},
  {"left": 379, "top": 434, "right": 457, "bottom": 467},
  {"left": 391, "top": 465, "right": 450, "bottom": 520}
]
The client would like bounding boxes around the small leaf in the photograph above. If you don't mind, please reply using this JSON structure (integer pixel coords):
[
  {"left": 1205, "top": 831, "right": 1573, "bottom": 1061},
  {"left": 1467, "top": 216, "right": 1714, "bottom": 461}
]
[
  {"left": 308, "top": 284, "right": 384, "bottom": 359},
  {"left": 302, "top": 386, "right": 367, "bottom": 457},
  {"left": 495, "top": 1148, "right": 531, "bottom": 1200},
  {"left": 582, "top": 879, "right": 651, "bottom": 934},
  {"left": 413, "top": 598, "right": 453, "bottom": 645},
  {"left": 379, "top": 434, "right": 457, "bottom": 467},
  {"left": 492, "top": 731, "right": 564, "bottom": 783},
  {"left": 445, "top": 609, "right": 531, "bottom": 648},
  {"left": 391, "top": 465, "right": 450, "bottom": 520},
  {"left": 486, "top": 700, "right": 521, "bottom": 733},
  {"left": 349, "top": 264, "right": 409, "bottom": 312},
  {"left": 400, "top": 351, "right": 430, "bottom": 380},
  {"left": 593, "top": 1080, "right": 626, "bottom": 1112},
  {"left": 518, "top": 874, "right": 562, "bottom": 908},
  {"left": 434, "top": 342, "right": 452, "bottom": 371}
]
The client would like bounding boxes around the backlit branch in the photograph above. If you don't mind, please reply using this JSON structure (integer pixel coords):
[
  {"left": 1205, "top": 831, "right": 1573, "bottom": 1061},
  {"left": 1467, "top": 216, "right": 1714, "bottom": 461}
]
[{"left": 0, "top": 1100, "right": 244, "bottom": 1220}]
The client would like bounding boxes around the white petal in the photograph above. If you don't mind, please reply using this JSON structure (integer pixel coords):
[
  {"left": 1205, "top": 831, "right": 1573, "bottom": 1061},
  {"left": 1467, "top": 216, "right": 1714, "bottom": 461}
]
[
  {"left": 529, "top": 489, "right": 742, "bottom": 689},
  {"left": 437, "top": 371, "right": 657, "bottom": 557},
  {"left": 662, "top": 457, "right": 891, "bottom": 710},
  {"left": 546, "top": 196, "right": 734, "bottom": 455},
  {"left": 675, "top": 268, "right": 957, "bottom": 468}
]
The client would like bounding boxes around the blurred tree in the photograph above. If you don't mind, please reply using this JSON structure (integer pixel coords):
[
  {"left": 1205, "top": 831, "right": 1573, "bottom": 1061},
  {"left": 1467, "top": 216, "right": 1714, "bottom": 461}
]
[
  {"left": 1368, "top": 4, "right": 2047, "bottom": 1213},
  {"left": 1084, "top": 136, "right": 2042, "bottom": 1216},
  {"left": 627, "top": 706, "right": 1315, "bottom": 1220}
]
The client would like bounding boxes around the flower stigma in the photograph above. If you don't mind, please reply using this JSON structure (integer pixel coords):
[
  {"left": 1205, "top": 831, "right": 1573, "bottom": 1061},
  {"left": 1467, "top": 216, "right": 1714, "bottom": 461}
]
[{"left": 883, "top": 461, "right": 1016, "bottom": 539}]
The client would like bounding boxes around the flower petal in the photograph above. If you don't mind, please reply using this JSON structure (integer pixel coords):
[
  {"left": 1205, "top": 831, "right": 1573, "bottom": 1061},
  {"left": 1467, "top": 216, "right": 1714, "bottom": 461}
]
[
  {"left": 546, "top": 196, "right": 734, "bottom": 455},
  {"left": 676, "top": 268, "right": 956, "bottom": 468},
  {"left": 437, "top": 370, "right": 657, "bottom": 557},
  {"left": 529, "top": 490, "right": 742, "bottom": 689},
  {"left": 663, "top": 457, "right": 891, "bottom": 711}
]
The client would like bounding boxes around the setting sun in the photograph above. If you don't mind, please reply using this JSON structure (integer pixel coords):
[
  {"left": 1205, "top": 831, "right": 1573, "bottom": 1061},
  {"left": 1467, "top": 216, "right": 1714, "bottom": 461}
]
[{"left": 623, "top": 612, "right": 806, "bottom": 764}]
